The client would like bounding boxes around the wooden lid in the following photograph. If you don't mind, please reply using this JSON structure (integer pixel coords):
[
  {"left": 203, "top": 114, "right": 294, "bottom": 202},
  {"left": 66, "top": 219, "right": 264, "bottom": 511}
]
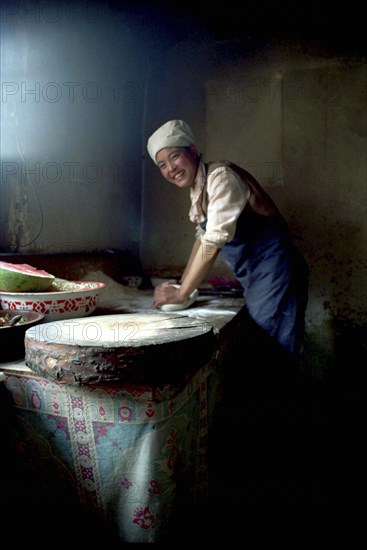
[{"left": 25, "top": 313, "right": 214, "bottom": 386}]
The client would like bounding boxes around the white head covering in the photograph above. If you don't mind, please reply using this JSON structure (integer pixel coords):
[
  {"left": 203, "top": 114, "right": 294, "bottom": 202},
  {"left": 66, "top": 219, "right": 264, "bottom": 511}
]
[{"left": 147, "top": 119, "right": 196, "bottom": 164}]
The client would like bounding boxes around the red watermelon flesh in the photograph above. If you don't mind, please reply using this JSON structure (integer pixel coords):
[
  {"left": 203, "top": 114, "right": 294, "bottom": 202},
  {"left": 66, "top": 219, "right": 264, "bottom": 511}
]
[{"left": 0, "top": 261, "right": 55, "bottom": 292}]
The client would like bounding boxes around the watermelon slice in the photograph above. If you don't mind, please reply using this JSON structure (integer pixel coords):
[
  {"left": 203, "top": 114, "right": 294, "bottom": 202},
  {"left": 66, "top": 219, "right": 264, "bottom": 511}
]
[{"left": 0, "top": 261, "right": 55, "bottom": 292}]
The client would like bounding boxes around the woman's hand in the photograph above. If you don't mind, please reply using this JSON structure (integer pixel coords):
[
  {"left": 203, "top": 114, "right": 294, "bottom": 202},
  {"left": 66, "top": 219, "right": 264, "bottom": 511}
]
[{"left": 153, "top": 282, "right": 186, "bottom": 308}]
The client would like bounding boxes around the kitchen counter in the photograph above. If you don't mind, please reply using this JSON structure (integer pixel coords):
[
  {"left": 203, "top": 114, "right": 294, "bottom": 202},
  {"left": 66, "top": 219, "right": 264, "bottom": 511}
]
[
  {"left": 0, "top": 288, "right": 245, "bottom": 376},
  {"left": 95, "top": 286, "right": 245, "bottom": 333},
  {"left": 0, "top": 285, "right": 245, "bottom": 542}
]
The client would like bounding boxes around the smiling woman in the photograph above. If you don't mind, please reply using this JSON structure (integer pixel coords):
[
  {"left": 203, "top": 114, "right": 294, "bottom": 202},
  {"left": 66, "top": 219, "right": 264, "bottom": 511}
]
[
  {"left": 155, "top": 147, "right": 199, "bottom": 188},
  {"left": 146, "top": 119, "right": 309, "bottom": 363}
]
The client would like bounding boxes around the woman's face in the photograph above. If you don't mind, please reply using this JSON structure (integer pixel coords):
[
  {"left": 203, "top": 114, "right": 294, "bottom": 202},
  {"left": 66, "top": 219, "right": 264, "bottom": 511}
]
[{"left": 155, "top": 145, "right": 199, "bottom": 188}]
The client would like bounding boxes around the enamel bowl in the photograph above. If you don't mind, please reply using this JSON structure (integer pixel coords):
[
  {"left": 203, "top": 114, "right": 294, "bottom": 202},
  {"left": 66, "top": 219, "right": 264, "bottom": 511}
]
[{"left": 0, "top": 280, "right": 105, "bottom": 322}]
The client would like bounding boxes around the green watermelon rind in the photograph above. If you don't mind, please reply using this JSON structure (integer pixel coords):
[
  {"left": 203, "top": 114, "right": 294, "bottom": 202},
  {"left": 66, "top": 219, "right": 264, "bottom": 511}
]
[{"left": 0, "top": 262, "right": 55, "bottom": 292}]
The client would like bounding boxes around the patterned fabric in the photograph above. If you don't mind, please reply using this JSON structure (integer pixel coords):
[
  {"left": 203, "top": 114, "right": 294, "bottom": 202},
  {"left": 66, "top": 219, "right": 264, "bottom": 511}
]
[{"left": 2, "top": 360, "right": 221, "bottom": 542}]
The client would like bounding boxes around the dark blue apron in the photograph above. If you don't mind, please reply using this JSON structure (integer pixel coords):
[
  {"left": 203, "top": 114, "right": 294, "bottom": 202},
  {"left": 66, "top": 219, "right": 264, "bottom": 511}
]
[{"left": 201, "top": 210, "right": 308, "bottom": 359}]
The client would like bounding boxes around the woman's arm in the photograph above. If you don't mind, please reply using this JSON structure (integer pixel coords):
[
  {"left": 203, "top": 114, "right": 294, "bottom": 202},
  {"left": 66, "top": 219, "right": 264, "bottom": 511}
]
[
  {"left": 153, "top": 241, "right": 220, "bottom": 307},
  {"left": 179, "top": 241, "right": 219, "bottom": 299},
  {"left": 179, "top": 238, "right": 202, "bottom": 283}
]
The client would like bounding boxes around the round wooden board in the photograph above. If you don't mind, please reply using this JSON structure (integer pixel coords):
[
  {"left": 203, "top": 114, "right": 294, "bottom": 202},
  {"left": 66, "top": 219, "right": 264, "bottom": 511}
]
[{"left": 24, "top": 313, "right": 215, "bottom": 386}]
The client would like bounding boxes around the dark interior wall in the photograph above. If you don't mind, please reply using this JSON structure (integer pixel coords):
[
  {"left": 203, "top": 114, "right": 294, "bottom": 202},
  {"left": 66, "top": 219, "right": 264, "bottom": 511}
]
[
  {"left": 139, "top": 3, "right": 367, "bottom": 389},
  {"left": 0, "top": 0, "right": 147, "bottom": 256},
  {"left": 1, "top": 1, "right": 366, "bottom": 390},
  {"left": 141, "top": 31, "right": 210, "bottom": 274}
]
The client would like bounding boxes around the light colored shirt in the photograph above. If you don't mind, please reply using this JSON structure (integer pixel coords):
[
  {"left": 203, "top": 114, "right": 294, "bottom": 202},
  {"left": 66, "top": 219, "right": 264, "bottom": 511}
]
[{"left": 189, "top": 161, "right": 250, "bottom": 248}]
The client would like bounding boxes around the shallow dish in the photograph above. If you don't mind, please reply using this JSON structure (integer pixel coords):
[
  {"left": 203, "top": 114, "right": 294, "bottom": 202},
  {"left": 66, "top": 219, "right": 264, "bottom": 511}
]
[
  {"left": 0, "top": 310, "right": 45, "bottom": 361},
  {"left": 0, "top": 280, "right": 105, "bottom": 322}
]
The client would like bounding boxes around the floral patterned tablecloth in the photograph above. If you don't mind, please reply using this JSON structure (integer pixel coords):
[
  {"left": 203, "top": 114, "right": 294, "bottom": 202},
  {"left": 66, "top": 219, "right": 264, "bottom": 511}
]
[{"left": 1, "top": 355, "right": 222, "bottom": 542}]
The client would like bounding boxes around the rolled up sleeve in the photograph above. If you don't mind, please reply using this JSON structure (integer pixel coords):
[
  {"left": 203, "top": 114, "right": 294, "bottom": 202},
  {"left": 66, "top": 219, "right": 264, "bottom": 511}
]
[
  {"left": 201, "top": 166, "right": 250, "bottom": 248},
  {"left": 195, "top": 224, "right": 205, "bottom": 240}
]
